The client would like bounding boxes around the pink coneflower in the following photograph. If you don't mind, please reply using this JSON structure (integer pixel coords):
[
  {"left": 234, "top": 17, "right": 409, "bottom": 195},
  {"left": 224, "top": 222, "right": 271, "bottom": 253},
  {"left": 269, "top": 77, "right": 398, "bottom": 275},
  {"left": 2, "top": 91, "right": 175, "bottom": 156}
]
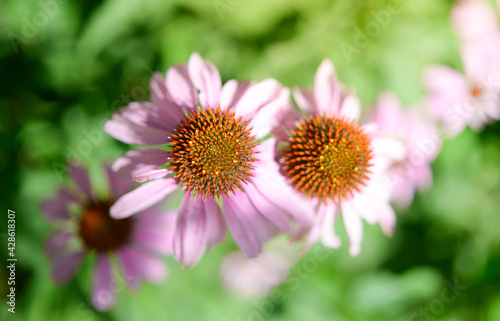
[
  {"left": 424, "top": 0, "right": 500, "bottom": 136},
  {"left": 277, "top": 60, "right": 405, "bottom": 256},
  {"left": 42, "top": 164, "right": 174, "bottom": 310},
  {"left": 371, "top": 93, "right": 441, "bottom": 208},
  {"left": 104, "top": 53, "right": 313, "bottom": 267},
  {"left": 220, "top": 238, "right": 296, "bottom": 298}
]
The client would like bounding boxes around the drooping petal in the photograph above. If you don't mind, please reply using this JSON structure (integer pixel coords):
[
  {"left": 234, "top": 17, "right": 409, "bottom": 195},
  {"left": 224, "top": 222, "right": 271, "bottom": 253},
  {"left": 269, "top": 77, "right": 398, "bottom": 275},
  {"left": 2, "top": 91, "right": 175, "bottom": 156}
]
[
  {"left": 319, "top": 203, "right": 342, "bottom": 249},
  {"left": 41, "top": 189, "right": 79, "bottom": 222},
  {"left": 188, "top": 53, "right": 222, "bottom": 108},
  {"left": 133, "top": 208, "right": 177, "bottom": 255},
  {"left": 112, "top": 149, "right": 170, "bottom": 180},
  {"left": 243, "top": 182, "right": 292, "bottom": 233},
  {"left": 48, "top": 235, "right": 85, "bottom": 285},
  {"left": 118, "top": 246, "right": 167, "bottom": 290},
  {"left": 110, "top": 178, "right": 178, "bottom": 219},
  {"left": 222, "top": 191, "right": 275, "bottom": 258},
  {"left": 341, "top": 202, "right": 363, "bottom": 257},
  {"left": 203, "top": 196, "right": 227, "bottom": 251},
  {"left": 91, "top": 255, "right": 116, "bottom": 311},
  {"left": 173, "top": 194, "right": 208, "bottom": 268}
]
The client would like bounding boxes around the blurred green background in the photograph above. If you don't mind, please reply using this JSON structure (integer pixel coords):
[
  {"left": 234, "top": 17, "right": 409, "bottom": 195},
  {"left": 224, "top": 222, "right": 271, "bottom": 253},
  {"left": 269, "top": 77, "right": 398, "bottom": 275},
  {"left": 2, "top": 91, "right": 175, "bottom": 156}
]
[{"left": 1, "top": 0, "right": 500, "bottom": 320}]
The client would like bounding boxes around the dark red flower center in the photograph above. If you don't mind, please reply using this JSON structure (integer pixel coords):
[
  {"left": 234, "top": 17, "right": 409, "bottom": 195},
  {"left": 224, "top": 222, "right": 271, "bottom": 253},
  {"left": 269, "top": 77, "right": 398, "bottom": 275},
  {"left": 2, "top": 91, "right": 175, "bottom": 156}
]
[
  {"left": 79, "top": 201, "right": 134, "bottom": 252},
  {"left": 169, "top": 107, "right": 258, "bottom": 198},
  {"left": 282, "top": 115, "right": 372, "bottom": 202}
]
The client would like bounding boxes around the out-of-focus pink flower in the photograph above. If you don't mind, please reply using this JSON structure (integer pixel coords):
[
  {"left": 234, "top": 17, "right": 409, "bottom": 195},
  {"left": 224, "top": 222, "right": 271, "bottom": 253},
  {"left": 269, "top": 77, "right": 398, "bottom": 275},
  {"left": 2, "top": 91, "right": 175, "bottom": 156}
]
[
  {"left": 42, "top": 164, "right": 175, "bottom": 311},
  {"left": 371, "top": 93, "right": 441, "bottom": 208},
  {"left": 277, "top": 60, "right": 406, "bottom": 256},
  {"left": 425, "top": 0, "right": 500, "bottom": 136},
  {"left": 220, "top": 238, "right": 297, "bottom": 297},
  {"left": 104, "top": 53, "right": 314, "bottom": 268}
]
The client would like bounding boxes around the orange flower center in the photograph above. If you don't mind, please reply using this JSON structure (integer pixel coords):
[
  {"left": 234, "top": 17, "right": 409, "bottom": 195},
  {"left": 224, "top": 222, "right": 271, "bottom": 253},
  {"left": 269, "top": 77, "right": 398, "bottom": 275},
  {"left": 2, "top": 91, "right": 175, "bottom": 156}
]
[
  {"left": 169, "top": 107, "right": 258, "bottom": 197},
  {"left": 79, "top": 201, "right": 134, "bottom": 252},
  {"left": 282, "top": 115, "right": 372, "bottom": 202}
]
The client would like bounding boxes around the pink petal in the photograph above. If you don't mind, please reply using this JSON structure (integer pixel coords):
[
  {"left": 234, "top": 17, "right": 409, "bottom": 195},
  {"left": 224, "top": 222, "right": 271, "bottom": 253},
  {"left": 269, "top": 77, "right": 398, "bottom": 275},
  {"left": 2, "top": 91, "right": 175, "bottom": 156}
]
[
  {"left": 339, "top": 94, "right": 361, "bottom": 121},
  {"left": 203, "top": 196, "right": 227, "bottom": 251},
  {"left": 105, "top": 165, "right": 132, "bottom": 199},
  {"left": 452, "top": 0, "right": 500, "bottom": 42},
  {"left": 222, "top": 191, "right": 275, "bottom": 258},
  {"left": 292, "top": 87, "right": 317, "bottom": 114},
  {"left": 69, "top": 163, "right": 94, "bottom": 200},
  {"left": 165, "top": 64, "right": 198, "bottom": 111},
  {"left": 373, "top": 93, "right": 402, "bottom": 130},
  {"left": 110, "top": 178, "right": 178, "bottom": 219},
  {"left": 253, "top": 154, "right": 314, "bottom": 224},
  {"left": 150, "top": 72, "right": 188, "bottom": 127},
  {"left": 314, "top": 59, "right": 342, "bottom": 115},
  {"left": 319, "top": 203, "right": 342, "bottom": 249},
  {"left": 243, "top": 182, "right": 292, "bottom": 232},
  {"left": 91, "top": 255, "right": 116, "bottom": 311},
  {"left": 112, "top": 149, "right": 170, "bottom": 180},
  {"left": 247, "top": 87, "right": 290, "bottom": 138},
  {"left": 133, "top": 208, "right": 177, "bottom": 255},
  {"left": 104, "top": 114, "right": 171, "bottom": 146},
  {"left": 173, "top": 194, "right": 208, "bottom": 268},
  {"left": 49, "top": 246, "right": 85, "bottom": 285},
  {"left": 135, "top": 169, "right": 170, "bottom": 183},
  {"left": 118, "top": 102, "right": 174, "bottom": 132},
  {"left": 45, "top": 231, "right": 74, "bottom": 259},
  {"left": 188, "top": 53, "right": 221, "bottom": 108},
  {"left": 219, "top": 79, "right": 252, "bottom": 111},
  {"left": 232, "top": 79, "right": 282, "bottom": 119},
  {"left": 341, "top": 202, "right": 363, "bottom": 257},
  {"left": 118, "top": 246, "right": 167, "bottom": 289},
  {"left": 41, "top": 189, "right": 79, "bottom": 222}
]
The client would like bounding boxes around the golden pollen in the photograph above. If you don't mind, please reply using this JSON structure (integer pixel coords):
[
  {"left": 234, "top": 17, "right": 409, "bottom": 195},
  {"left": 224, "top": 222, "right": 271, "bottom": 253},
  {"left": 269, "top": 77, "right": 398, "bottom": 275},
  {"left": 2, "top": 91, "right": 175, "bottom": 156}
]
[
  {"left": 79, "top": 201, "right": 134, "bottom": 252},
  {"left": 169, "top": 107, "right": 258, "bottom": 198},
  {"left": 471, "top": 84, "right": 482, "bottom": 98},
  {"left": 282, "top": 115, "right": 373, "bottom": 203}
]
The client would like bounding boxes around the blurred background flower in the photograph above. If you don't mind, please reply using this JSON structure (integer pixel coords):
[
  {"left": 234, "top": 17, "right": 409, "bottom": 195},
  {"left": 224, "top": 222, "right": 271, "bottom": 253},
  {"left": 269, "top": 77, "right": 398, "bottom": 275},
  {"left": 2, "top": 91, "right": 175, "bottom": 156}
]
[{"left": 1, "top": 0, "right": 500, "bottom": 320}]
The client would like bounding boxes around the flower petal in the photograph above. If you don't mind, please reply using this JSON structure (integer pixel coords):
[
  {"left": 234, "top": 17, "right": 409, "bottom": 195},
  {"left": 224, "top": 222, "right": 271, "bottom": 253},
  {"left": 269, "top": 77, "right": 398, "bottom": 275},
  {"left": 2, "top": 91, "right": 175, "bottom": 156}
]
[
  {"left": 112, "top": 149, "right": 170, "bottom": 180},
  {"left": 219, "top": 79, "right": 252, "bottom": 111},
  {"left": 188, "top": 53, "right": 221, "bottom": 107},
  {"left": 104, "top": 114, "right": 171, "bottom": 146},
  {"left": 110, "top": 178, "right": 178, "bottom": 219},
  {"left": 135, "top": 169, "right": 170, "bottom": 183},
  {"left": 133, "top": 208, "right": 177, "bottom": 255},
  {"left": 314, "top": 59, "right": 342, "bottom": 115},
  {"left": 118, "top": 246, "right": 167, "bottom": 290},
  {"left": 203, "top": 196, "right": 227, "bottom": 251},
  {"left": 222, "top": 191, "right": 275, "bottom": 258},
  {"left": 91, "top": 255, "right": 116, "bottom": 311},
  {"left": 340, "top": 94, "right": 361, "bottom": 121},
  {"left": 247, "top": 87, "right": 291, "bottom": 138},
  {"left": 164, "top": 64, "right": 198, "bottom": 111},
  {"left": 41, "top": 188, "right": 79, "bottom": 222},
  {"left": 69, "top": 164, "right": 94, "bottom": 200},
  {"left": 292, "top": 87, "right": 317, "bottom": 114},
  {"left": 173, "top": 194, "right": 208, "bottom": 268},
  {"left": 49, "top": 248, "right": 85, "bottom": 285},
  {"left": 105, "top": 165, "right": 132, "bottom": 199},
  {"left": 341, "top": 202, "right": 363, "bottom": 257}
]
